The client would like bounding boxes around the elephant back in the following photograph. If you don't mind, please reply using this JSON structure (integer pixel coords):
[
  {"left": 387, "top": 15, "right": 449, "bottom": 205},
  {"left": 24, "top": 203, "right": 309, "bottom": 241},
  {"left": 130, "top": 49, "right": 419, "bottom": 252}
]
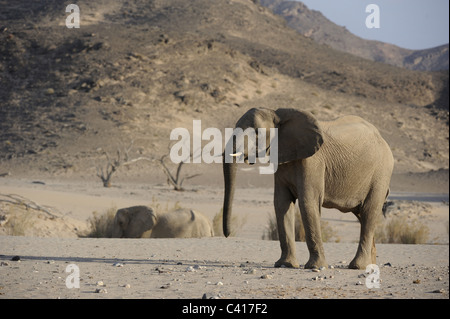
[{"left": 150, "top": 208, "right": 213, "bottom": 238}]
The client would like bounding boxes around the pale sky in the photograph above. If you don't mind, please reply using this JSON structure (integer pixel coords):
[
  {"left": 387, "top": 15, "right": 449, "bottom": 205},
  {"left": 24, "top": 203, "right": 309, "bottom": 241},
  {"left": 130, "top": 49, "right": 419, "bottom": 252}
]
[{"left": 298, "top": 0, "right": 449, "bottom": 50}]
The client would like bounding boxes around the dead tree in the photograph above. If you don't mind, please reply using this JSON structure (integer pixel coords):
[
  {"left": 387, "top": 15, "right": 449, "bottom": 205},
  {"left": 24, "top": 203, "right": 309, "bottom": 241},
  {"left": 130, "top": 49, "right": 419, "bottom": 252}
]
[
  {"left": 96, "top": 141, "right": 200, "bottom": 190},
  {"left": 157, "top": 142, "right": 201, "bottom": 191},
  {"left": 96, "top": 141, "right": 151, "bottom": 187},
  {"left": 158, "top": 154, "right": 201, "bottom": 191}
]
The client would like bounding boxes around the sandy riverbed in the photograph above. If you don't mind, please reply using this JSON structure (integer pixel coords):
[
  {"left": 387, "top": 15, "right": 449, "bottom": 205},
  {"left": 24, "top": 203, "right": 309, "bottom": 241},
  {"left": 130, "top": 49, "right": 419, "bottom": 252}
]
[{"left": 0, "top": 177, "right": 448, "bottom": 299}]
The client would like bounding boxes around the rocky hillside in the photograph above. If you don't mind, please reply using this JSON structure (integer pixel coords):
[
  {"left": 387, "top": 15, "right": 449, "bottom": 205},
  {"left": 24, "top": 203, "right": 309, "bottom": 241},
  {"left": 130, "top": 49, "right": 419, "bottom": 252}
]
[
  {"left": 261, "top": 0, "right": 449, "bottom": 71},
  {"left": 0, "top": 0, "right": 448, "bottom": 183}
]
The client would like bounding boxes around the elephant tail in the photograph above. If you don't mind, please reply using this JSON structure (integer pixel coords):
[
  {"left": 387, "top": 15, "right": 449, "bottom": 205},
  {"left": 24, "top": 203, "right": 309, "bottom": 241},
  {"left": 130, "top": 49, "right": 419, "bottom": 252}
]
[{"left": 382, "top": 188, "right": 391, "bottom": 217}]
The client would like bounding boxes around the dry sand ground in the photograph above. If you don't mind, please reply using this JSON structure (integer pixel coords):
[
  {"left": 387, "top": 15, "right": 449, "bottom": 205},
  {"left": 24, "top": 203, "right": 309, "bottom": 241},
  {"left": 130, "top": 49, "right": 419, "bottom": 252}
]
[
  {"left": 0, "top": 236, "right": 448, "bottom": 299},
  {"left": 0, "top": 176, "right": 448, "bottom": 299}
]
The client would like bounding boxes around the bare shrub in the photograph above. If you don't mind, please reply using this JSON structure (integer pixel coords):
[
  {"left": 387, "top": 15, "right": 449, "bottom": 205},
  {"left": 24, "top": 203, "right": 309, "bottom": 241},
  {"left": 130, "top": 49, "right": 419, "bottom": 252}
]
[
  {"left": 95, "top": 141, "right": 200, "bottom": 190},
  {"left": 158, "top": 154, "right": 200, "bottom": 191}
]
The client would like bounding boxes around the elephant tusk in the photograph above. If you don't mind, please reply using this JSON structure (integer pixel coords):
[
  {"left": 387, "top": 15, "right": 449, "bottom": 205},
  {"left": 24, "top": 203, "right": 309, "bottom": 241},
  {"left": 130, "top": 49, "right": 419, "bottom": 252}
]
[{"left": 229, "top": 152, "right": 243, "bottom": 157}]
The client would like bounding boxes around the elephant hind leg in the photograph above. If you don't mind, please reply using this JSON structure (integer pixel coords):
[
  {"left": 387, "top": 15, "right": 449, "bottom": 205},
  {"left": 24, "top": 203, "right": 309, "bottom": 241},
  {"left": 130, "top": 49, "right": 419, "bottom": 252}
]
[
  {"left": 352, "top": 212, "right": 377, "bottom": 263},
  {"left": 350, "top": 192, "right": 384, "bottom": 269}
]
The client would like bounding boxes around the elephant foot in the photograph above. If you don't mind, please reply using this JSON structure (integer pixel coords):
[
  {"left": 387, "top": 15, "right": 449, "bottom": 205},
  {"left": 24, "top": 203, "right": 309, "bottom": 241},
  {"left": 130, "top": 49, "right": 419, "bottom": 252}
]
[
  {"left": 274, "top": 258, "right": 299, "bottom": 269},
  {"left": 304, "top": 256, "right": 327, "bottom": 269},
  {"left": 349, "top": 256, "right": 372, "bottom": 270}
]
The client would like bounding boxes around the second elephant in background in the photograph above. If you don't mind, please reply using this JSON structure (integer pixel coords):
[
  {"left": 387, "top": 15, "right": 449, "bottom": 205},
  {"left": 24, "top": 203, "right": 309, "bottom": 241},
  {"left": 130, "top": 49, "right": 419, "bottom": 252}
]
[{"left": 112, "top": 206, "right": 214, "bottom": 238}]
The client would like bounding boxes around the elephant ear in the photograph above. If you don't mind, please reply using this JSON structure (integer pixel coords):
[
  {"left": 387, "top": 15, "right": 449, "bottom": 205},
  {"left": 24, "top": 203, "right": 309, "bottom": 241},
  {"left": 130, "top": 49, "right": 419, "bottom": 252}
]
[{"left": 274, "top": 108, "right": 324, "bottom": 164}]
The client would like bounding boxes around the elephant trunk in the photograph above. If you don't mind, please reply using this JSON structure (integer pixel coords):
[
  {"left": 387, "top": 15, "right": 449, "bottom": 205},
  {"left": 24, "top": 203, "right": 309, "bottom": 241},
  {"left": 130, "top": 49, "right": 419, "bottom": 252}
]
[{"left": 222, "top": 159, "right": 237, "bottom": 237}]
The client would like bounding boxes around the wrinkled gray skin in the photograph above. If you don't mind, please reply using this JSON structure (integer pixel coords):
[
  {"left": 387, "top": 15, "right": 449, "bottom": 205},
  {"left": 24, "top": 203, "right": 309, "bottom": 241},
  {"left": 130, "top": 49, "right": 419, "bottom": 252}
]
[
  {"left": 223, "top": 108, "right": 394, "bottom": 269},
  {"left": 112, "top": 206, "right": 214, "bottom": 238}
]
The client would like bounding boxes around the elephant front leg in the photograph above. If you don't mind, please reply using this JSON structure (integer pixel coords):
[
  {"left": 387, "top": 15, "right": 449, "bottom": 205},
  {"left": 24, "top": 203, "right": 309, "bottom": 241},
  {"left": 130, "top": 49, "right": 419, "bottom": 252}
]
[
  {"left": 274, "top": 187, "right": 299, "bottom": 268},
  {"left": 298, "top": 201, "right": 327, "bottom": 269}
]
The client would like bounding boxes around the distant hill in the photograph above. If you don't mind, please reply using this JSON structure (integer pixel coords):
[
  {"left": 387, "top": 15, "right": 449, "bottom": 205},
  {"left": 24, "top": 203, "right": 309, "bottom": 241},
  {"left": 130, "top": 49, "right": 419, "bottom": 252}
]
[
  {"left": 261, "top": 0, "right": 449, "bottom": 71},
  {"left": 0, "top": 0, "right": 448, "bottom": 179}
]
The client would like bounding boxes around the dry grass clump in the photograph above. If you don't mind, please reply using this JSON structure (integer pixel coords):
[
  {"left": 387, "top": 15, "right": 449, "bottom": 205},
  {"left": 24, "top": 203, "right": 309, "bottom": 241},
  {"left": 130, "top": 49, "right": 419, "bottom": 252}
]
[
  {"left": 1, "top": 204, "right": 33, "bottom": 236},
  {"left": 262, "top": 203, "right": 338, "bottom": 242},
  {"left": 375, "top": 200, "right": 430, "bottom": 244},
  {"left": 261, "top": 211, "right": 278, "bottom": 241},
  {"left": 375, "top": 215, "right": 429, "bottom": 244},
  {"left": 83, "top": 206, "right": 117, "bottom": 238}
]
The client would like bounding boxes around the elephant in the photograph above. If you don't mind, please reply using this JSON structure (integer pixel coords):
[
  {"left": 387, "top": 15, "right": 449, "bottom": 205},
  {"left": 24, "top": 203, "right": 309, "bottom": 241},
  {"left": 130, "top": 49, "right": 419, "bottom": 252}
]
[
  {"left": 222, "top": 108, "right": 394, "bottom": 270},
  {"left": 112, "top": 206, "right": 214, "bottom": 238}
]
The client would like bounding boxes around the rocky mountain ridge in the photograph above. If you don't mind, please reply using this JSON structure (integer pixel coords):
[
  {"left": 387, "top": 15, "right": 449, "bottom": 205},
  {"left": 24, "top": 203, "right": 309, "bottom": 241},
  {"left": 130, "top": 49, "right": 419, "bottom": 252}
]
[
  {"left": 261, "top": 0, "right": 449, "bottom": 71},
  {"left": 0, "top": 0, "right": 448, "bottom": 183}
]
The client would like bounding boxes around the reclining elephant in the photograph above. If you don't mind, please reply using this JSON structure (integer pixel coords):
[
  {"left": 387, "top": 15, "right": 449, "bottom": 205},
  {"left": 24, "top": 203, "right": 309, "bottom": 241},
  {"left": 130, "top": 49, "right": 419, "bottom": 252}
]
[{"left": 112, "top": 206, "right": 214, "bottom": 238}]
